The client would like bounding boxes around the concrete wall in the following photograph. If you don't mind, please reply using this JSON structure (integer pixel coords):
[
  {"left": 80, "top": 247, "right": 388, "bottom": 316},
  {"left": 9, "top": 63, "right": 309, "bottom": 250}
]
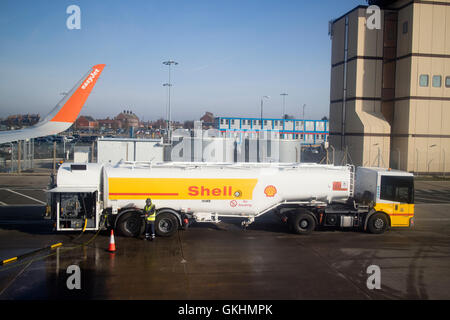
[
  {"left": 394, "top": 1, "right": 450, "bottom": 173},
  {"left": 97, "top": 138, "right": 164, "bottom": 164},
  {"left": 330, "top": 7, "right": 390, "bottom": 167},
  {"left": 331, "top": 1, "right": 450, "bottom": 173}
]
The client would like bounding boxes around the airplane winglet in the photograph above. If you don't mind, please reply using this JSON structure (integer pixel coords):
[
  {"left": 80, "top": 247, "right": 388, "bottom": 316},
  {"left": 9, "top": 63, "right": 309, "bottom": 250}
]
[
  {"left": 0, "top": 64, "right": 106, "bottom": 145},
  {"left": 50, "top": 64, "right": 106, "bottom": 123}
]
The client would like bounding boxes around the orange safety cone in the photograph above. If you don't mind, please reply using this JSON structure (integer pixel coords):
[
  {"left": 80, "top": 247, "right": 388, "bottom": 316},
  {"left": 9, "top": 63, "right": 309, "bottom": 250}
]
[{"left": 108, "top": 229, "right": 116, "bottom": 252}]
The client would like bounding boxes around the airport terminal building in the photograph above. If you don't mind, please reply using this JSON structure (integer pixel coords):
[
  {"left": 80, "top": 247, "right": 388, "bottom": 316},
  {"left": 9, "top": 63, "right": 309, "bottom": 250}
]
[
  {"left": 329, "top": 0, "right": 450, "bottom": 173},
  {"left": 216, "top": 117, "right": 329, "bottom": 145}
]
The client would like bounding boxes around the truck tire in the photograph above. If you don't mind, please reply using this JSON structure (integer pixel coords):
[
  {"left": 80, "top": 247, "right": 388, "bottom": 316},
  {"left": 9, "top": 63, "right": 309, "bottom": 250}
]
[
  {"left": 155, "top": 212, "right": 179, "bottom": 237},
  {"left": 117, "top": 212, "right": 144, "bottom": 237},
  {"left": 290, "top": 212, "right": 316, "bottom": 235},
  {"left": 367, "top": 212, "right": 389, "bottom": 234}
]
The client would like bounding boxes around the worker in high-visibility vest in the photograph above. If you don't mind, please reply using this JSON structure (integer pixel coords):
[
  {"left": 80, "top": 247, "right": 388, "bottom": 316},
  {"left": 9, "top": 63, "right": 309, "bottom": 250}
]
[{"left": 144, "top": 198, "right": 156, "bottom": 241}]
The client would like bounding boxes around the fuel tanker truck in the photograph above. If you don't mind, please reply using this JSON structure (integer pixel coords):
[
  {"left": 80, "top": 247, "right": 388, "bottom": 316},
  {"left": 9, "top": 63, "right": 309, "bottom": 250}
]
[{"left": 46, "top": 161, "right": 414, "bottom": 236}]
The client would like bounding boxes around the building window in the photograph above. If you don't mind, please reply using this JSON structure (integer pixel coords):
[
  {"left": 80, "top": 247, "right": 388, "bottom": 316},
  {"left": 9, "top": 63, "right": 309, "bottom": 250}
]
[
  {"left": 432, "top": 75, "right": 442, "bottom": 88},
  {"left": 231, "top": 119, "right": 235, "bottom": 125},
  {"left": 446, "top": 76, "right": 450, "bottom": 88},
  {"left": 419, "top": 74, "right": 429, "bottom": 87},
  {"left": 264, "top": 120, "right": 267, "bottom": 125},
  {"left": 402, "top": 21, "right": 408, "bottom": 34},
  {"left": 225, "top": 120, "right": 229, "bottom": 125}
]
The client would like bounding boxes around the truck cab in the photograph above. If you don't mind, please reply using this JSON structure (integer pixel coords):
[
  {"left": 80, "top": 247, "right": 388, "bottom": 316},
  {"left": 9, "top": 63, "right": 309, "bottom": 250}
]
[{"left": 355, "top": 167, "right": 414, "bottom": 230}]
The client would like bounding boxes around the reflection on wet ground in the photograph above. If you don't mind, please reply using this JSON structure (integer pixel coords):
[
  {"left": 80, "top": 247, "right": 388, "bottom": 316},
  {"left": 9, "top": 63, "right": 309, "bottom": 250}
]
[
  {"left": 0, "top": 206, "right": 449, "bottom": 299},
  {"left": 1, "top": 179, "right": 450, "bottom": 299}
]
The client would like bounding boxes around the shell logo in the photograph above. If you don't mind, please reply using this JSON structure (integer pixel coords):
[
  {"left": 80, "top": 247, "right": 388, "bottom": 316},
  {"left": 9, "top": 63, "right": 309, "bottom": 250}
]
[{"left": 264, "top": 185, "right": 277, "bottom": 197}]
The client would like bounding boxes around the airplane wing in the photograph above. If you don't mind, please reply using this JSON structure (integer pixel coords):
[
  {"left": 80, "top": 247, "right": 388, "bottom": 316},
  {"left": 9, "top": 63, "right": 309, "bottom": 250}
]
[{"left": 0, "top": 64, "right": 106, "bottom": 144}]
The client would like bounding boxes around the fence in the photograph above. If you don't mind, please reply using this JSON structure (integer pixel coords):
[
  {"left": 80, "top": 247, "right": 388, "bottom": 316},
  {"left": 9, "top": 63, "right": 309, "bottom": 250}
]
[{"left": 0, "top": 139, "right": 96, "bottom": 174}]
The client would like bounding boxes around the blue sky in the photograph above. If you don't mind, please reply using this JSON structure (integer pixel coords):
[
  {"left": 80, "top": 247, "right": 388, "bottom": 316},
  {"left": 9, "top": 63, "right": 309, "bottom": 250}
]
[{"left": 0, "top": 0, "right": 364, "bottom": 121}]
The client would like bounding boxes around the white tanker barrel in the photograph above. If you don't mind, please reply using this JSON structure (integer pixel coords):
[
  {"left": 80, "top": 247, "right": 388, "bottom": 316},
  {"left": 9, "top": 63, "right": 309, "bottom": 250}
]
[
  {"left": 102, "top": 163, "right": 352, "bottom": 217},
  {"left": 254, "top": 165, "right": 351, "bottom": 206}
]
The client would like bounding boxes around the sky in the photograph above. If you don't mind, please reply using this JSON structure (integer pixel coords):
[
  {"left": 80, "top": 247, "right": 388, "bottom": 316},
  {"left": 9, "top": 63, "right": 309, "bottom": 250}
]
[{"left": 0, "top": 0, "right": 364, "bottom": 122}]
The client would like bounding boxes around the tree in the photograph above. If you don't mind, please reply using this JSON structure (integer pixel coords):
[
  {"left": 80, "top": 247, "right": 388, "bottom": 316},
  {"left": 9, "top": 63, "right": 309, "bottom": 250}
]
[{"left": 183, "top": 120, "right": 194, "bottom": 129}]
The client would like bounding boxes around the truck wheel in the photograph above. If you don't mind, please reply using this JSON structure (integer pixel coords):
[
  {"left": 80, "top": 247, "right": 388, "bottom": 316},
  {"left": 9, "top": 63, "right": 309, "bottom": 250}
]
[
  {"left": 117, "top": 212, "right": 143, "bottom": 237},
  {"left": 291, "top": 213, "right": 316, "bottom": 235},
  {"left": 155, "top": 212, "right": 179, "bottom": 237},
  {"left": 367, "top": 212, "right": 388, "bottom": 234}
]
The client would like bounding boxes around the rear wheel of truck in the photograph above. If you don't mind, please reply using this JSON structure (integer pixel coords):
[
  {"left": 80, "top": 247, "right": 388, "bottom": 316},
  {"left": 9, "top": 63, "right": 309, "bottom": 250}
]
[
  {"left": 290, "top": 212, "right": 316, "bottom": 235},
  {"left": 117, "top": 212, "right": 144, "bottom": 237},
  {"left": 367, "top": 212, "right": 389, "bottom": 234},
  {"left": 155, "top": 212, "right": 179, "bottom": 237}
]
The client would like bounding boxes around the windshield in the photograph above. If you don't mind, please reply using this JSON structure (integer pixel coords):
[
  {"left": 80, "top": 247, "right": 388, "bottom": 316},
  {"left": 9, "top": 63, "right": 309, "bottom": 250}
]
[{"left": 380, "top": 175, "right": 414, "bottom": 204}]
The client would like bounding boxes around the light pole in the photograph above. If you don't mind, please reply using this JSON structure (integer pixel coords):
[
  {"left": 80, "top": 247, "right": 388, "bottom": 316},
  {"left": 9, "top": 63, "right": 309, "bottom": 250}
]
[
  {"left": 373, "top": 143, "right": 380, "bottom": 167},
  {"left": 162, "top": 60, "right": 178, "bottom": 141},
  {"left": 163, "top": 83, "right": 172, "bottom": 132},
  {"left": 280, "top": 93, "right": 288, "bottom": 119},
  {"left": 260, "top": 96, "right": 270, "bottom": 127},
  {"left": 415, "top": 148, "right": 419, "bottom": 175},
  {"left": 443, "top": 149, "right": 446, "bottom": 178},
  {"left": 300, "top": 104, "right": 306, "bottom": 141},
  {"left": 428, "top": 144, "right": 437, "bottom": 174}
]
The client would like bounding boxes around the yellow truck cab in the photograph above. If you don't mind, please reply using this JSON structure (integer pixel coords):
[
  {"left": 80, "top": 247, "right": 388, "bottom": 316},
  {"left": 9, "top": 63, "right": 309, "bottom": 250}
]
[{"left": 355, "top": 167, "right": 415, "bottom": 231}]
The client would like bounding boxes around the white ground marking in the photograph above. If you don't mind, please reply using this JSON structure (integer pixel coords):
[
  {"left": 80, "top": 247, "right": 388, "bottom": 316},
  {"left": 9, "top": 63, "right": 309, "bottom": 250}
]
[{"left": 4, "top": 188, "right": 46, "bottom": 205}]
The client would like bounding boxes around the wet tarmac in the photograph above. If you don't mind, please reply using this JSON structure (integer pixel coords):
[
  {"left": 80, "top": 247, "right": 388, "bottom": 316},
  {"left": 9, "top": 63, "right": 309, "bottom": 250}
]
[{"left": 0, "top": 177, "right": 449, "bottom": 299}]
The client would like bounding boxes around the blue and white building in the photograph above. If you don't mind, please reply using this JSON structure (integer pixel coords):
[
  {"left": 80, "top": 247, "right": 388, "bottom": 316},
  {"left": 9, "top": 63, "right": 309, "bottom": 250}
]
[{"left": 215, "top": 117, "right": 329, "bottom": 145}]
